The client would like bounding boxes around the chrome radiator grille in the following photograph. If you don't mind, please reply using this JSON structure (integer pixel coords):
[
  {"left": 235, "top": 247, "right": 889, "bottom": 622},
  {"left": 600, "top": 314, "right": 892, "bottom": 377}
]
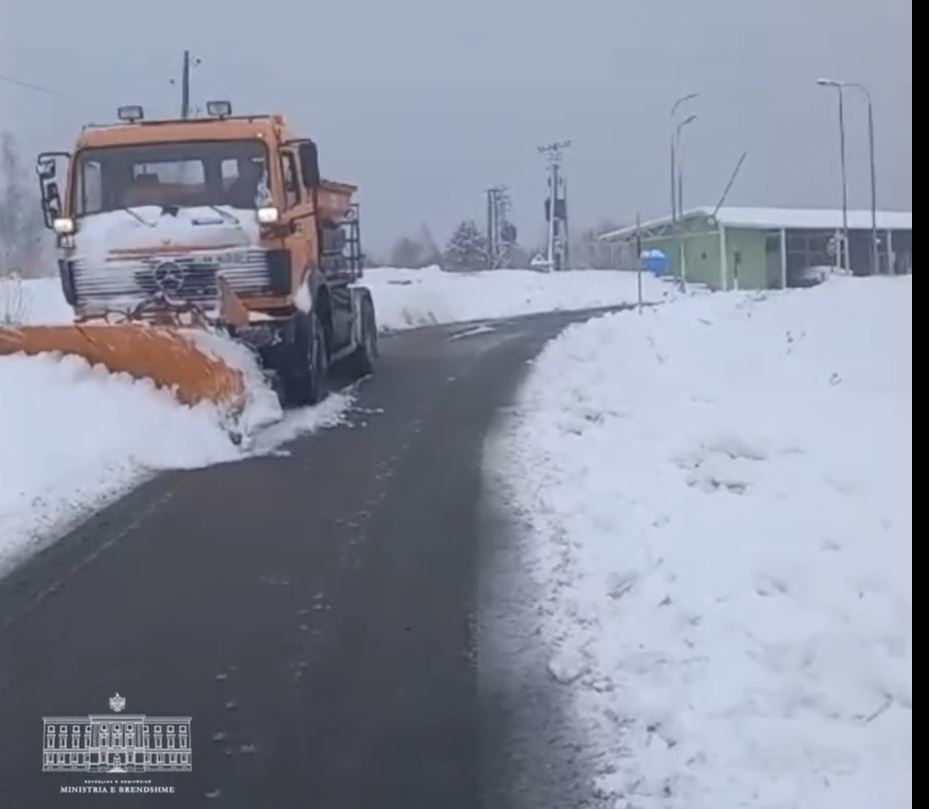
[{"left": 69, "top": 249, "right": 273, "bottom": 306}]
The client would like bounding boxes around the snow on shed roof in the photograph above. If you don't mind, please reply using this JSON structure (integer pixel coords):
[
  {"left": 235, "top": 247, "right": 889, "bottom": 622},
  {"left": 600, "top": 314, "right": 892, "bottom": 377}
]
[{"left": 601, "top": 207, "right": 913, "bottom": 240}]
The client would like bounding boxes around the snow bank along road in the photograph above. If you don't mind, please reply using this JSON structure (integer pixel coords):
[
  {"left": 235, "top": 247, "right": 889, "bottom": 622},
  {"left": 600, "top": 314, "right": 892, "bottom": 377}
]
[
  {"left": 0, "top": 307, "right": 626, "bottom": 809},
  {"left": 492, "top": 277, "right": 912, "bottom": 809}
]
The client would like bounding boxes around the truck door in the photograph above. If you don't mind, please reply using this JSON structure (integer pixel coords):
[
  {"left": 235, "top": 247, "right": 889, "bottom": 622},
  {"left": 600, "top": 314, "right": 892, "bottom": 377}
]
[{"left": 279, "top": 149, "right": 316, "bottom": 294}]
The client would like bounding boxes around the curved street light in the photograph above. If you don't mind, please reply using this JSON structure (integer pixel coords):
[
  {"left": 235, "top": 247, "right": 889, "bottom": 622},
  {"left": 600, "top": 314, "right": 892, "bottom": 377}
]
[
  {"left": 670, "top": 93, "right": 699, "bottom": 222},
  {"left": 817, "top": 78, "right": 878, "bottom": 272},
  {"left": 669, "top": 110, "right": 699, "bottom": 292},
  {"left": 675, "top": 113, "right": 698, "bottom": 222},
  {"left": 816, "top": 79, "right": 850, "bottom": 268},
  {"left": 840, "top": 81, "right": 878, "bottom": 274}
]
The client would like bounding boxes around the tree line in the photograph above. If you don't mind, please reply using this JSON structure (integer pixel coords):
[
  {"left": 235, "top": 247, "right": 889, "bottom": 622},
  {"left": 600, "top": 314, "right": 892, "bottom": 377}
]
[
  {"left": 0, "top": 132, "right": 48, "bottom": 278},
  {"left": 384, "top": 218, "right": 630, "bottom": 272}
]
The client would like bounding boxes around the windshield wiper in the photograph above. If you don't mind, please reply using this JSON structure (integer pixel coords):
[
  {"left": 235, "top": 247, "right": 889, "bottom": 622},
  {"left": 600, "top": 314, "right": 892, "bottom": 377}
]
[
  {"left": 121, "top": 207, "right": 156, "bottom": 227},
  {"left": 208, "top": 205, "right": 240, "bottom": 225}
]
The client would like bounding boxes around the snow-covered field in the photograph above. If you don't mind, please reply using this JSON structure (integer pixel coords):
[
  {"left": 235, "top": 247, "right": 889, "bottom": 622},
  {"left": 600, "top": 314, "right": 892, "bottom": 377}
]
[
  {"left": 1, "top": 276, "right": 70, "bottom": 326},
  {"left": 365, "top": 266, "right": 666, "bottom": 330},
  {"left": 491, "top": 277, "right": 912, "bottom": 808},
  {"left": 4, "top": 267, "right": 666, "bottom": 333},
  {"left": 1, "top": 267, "right": 657, "bottom": 574}
]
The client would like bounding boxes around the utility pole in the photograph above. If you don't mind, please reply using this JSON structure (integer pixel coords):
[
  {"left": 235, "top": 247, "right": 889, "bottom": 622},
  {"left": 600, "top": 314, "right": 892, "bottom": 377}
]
[
  {"left": 550, "top": 159, "right": 559, "bottom": 269},
  {"left": 562, "top": 177, "right": 570, "bottom": 269},
  {"left": 173, "top": 51, "right": 202, "bottom": 119},
  {"left": 538, "top": 141, "right": 572, "bottom": 271},
  {"left": 486, "top": 188, "right": 495, "bottom": 270},
  {"left": 636, "top": 212, "right": 643, "bottom": 314},
  {"left": 485, "top": 186, "right": 513, "bottom": 269},
  {"left": 181, "top": 50, "right": 191, "bottom": 119}
]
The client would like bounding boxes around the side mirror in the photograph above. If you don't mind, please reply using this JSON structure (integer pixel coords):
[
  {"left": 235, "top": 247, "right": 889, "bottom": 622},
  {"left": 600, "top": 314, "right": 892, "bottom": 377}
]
[
  {"left": 299, "top": 141, "right": 320, "bottom": 188},
  {"left": 37, "top": 158, "right": 56, "bottom": 181},
  {"left": 36, "top": 152, "right": 69, "bottom": 229},
  {"left": 40, "top": 182, "right": 63, "bottom": 229}
]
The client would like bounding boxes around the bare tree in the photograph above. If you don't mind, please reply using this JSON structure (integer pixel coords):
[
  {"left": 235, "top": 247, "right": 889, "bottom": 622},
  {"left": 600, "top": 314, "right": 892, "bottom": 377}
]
[
  {"left": 570, "top": 219, "right": 628, "bottom": 269},
  {"left": 389, "top": 224, "right": 442, "bottom": 268},
  {"left": 416, "top": 224, "right": 441, "bottom": 267},
  {"left": 390, "top": 236, "right": 425, "bottom": 268},
  {"left": 0, "top": 132, "right": 47, "bottom": 277}
]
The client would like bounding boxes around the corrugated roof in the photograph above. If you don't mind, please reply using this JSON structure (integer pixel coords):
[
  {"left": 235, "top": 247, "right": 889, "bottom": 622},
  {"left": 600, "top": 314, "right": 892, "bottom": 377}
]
[{"left": 601, "top": 207, "right": 913, "bottom": 240}]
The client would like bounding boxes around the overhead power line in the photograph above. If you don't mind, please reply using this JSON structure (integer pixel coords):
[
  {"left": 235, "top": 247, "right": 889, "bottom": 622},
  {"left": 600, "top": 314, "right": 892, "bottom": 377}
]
[{"left": 0, "top": 72, "right": 63, "bottom": 97}]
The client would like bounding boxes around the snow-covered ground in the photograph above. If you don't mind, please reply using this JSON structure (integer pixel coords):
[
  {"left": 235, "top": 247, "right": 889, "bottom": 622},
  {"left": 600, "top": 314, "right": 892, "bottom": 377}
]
[
  {"left": 365, "top": 266, "right": 667, "bottom": 331},
  {"left": 4, "top": 267, "right": 669, "bottom": 333},
  {"left": 1, "top": 276, "right": 70, "bottom": 326},
  {"left": 491, "top": 277, "right": 912, "bottom": 809},
  {"left": 1, "top": 266, "right": 660, "bottom": 574}
]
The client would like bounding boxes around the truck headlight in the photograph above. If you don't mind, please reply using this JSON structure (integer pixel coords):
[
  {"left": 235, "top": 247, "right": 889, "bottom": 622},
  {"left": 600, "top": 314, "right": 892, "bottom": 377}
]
[
  {"left": 257, "top": 207, "right": 280, "bottom": 224},
  {"left": 53, "top": 217, "right": 75, "bottom": 235}
]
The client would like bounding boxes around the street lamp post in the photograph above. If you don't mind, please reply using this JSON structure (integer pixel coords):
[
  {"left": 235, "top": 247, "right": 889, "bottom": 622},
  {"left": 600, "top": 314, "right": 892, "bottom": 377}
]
[
  {"left": 676, "top": 113, "right": 698, "bottom": 222},
  {"left": 671, "top": 93, "right": 698, "bottom": 223},
  {"left": 670, "top": 112, "right": 698, "bottom": 292},
  {"left": 817, "top": 79, "right": 853, "bottom": 270},
  {"left": 852, "top": 83, "right": 879, "bottom": 274},
  {"left": 817, "top": 78, "right": 879, "bottom": 274}
]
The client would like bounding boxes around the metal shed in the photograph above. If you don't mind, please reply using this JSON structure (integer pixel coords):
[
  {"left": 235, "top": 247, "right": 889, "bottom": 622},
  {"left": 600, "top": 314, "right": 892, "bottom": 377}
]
[{"left": 601, "top": 207, "right": 913, "bottom": 290}]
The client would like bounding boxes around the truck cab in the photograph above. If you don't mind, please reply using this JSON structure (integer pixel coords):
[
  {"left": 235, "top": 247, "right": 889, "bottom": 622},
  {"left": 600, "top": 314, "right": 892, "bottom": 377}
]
[{"left": 36, "top": 102, "right": 377, "bottom": 404}]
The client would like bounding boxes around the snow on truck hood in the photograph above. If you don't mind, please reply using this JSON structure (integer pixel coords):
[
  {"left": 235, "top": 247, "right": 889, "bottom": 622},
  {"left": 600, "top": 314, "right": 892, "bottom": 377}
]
[{"left": 74, "top": 206, "right": 261, "bottom": 262}]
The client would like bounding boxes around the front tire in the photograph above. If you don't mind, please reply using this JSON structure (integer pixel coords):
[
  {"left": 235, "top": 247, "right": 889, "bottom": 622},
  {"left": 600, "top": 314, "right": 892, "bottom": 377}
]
[{"left": 284, "top": 313, "right": 329, "bottom": 406}]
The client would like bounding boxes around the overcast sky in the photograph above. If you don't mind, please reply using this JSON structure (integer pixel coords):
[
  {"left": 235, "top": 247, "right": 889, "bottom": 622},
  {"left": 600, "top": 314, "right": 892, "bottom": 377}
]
[{"left": 0, "top": 0, "right": 913, "bottom": 254}]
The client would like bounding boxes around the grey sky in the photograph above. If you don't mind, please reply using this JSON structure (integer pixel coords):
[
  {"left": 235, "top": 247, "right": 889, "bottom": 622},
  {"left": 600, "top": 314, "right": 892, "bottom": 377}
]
[{"left": 1, "top": 0, "right": 912, "bottom": 254}]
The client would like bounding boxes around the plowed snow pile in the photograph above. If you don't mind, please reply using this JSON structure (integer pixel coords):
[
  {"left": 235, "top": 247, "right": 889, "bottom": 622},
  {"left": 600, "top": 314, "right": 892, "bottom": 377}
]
[
  {"left": 12, "top": 266, "right": 670, "bottom": 333},
  {"left": 0, "top": 324, "right": 346, "bottom": 574},
  {"left": 492, "top": 277, "right": 912, "bottom": 809},
  {"left": 364, "top": 266, "right": 669, "bottom": 330}
]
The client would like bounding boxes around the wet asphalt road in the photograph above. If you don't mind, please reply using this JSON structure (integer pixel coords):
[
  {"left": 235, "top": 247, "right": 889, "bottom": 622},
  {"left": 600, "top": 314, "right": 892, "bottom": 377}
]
[{"left": 0, "top": 308, "right": 621, "bottom": 809}]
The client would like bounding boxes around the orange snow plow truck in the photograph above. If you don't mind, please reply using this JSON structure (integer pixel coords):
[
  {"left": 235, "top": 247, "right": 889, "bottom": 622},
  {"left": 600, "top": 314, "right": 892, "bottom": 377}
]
[{"left": 0, "top": 102, "right": 377, "bottom": 409}]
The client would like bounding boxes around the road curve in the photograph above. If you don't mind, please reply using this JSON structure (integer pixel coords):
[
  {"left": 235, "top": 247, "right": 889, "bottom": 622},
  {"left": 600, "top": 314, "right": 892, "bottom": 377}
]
[{"left": 0, "top": 308, "right": 620, "bottom": 809}]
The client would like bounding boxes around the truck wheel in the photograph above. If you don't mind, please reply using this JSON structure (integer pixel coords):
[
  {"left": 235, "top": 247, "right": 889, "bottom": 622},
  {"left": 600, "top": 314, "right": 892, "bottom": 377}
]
[
  {"left": 285, "top": 313, "right": 329, "bottom": 406},
  {"left": 349, "top": 296, "right": 378, "bottom": 378}
]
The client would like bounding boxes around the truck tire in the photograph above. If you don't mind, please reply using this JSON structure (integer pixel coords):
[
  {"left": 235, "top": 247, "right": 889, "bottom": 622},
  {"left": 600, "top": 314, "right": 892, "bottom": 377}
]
[
  {"left": 284, "top": 313, "right": 329, "bottom": 406},
  {"left": 348, "top": 295, "right": 378, "bottom": 378}
]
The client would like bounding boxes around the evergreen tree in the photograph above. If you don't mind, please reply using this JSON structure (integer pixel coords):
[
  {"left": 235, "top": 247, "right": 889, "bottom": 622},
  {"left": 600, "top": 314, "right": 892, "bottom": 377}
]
[{"left": 443, "top": 220, "right": 487, "bottom": 272}]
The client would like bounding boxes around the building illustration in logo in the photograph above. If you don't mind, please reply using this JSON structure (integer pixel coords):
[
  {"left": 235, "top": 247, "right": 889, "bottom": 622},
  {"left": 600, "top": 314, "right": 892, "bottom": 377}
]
[{"left": 43, "top": 695, "right": 192, "bottom": 773}]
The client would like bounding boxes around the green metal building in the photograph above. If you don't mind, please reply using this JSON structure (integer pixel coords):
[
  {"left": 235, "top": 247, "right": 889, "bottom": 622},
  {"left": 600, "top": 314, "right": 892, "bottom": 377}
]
[{"left": 601, "top": 207, "right": 913, "bottom": 290}]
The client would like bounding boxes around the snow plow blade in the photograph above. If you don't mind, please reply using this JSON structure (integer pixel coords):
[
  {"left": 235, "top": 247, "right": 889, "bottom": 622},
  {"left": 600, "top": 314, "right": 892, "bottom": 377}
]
[{"left": 0, "top": 325, "right": 245, "bottom": 410}]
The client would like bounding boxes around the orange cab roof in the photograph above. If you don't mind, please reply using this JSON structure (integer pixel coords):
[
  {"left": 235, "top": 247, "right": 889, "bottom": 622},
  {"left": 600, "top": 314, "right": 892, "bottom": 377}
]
[{"left": 76, "top": 115, "right": 293, "bottom": 150}]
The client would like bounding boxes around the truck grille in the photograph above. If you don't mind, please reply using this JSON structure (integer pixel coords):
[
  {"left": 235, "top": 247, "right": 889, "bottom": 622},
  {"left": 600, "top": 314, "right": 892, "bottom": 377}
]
[{"left": 69, "top": 249, "right": 277, "bottom": 307}]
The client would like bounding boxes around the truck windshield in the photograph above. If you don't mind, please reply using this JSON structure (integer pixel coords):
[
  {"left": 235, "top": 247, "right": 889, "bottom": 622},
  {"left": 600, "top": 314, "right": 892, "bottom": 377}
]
[{"left": 73, "top": 140, "right": 269, "bottom": 216}]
